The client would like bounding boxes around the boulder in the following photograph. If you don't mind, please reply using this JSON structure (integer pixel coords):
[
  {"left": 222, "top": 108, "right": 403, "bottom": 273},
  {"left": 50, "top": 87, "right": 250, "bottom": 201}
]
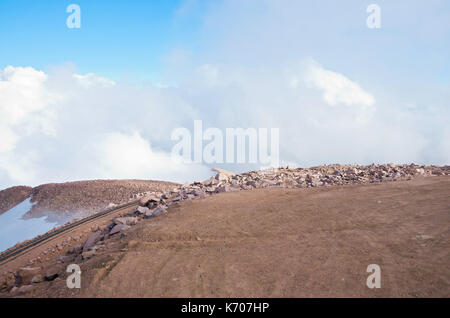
[
  {"left": 212, "top": 168, "right": 236, "bottom": 176},
  {"left": 16, "top": 267, "right": 41, "bottom": 285},
  {"left": 139, "top": 194, "right": 159, "bottom": 207},
  {"left": 136, "top": 206, "right": 150, "bottom": 215},
  {"left": 109, "top": 224, "right": 130, "bottom": 235},
  {"left": 83, "top": 231, "right": 102, "bottom": 252},
  {"left": 152, "top": 206, "right": 167, "bottom": 217},
  {"left": 215, "top": 173, "right": 229, "bottom": 181},
  {"left": 168, "top": 195, "right": 182, "bottom": 204},
  {"left": 44, "top": 267, "right": 59, "bottom": 281},
  {"left": 114, "top": 216, "right": 138, "bottom": 226}
]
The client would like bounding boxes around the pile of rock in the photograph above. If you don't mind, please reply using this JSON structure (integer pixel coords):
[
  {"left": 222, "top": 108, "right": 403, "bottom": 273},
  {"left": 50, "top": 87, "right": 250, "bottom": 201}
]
[
  {"left": 158, "top": 164, "right": 449, "bottom": 198},
  {"left": 101, "top": 164, "right": 450, "bottom": 225}
]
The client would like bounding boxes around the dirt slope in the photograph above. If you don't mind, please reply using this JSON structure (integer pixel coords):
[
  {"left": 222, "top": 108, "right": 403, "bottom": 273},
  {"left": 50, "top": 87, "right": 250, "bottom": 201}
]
[{"left": 24, "top": 176, "right": 449, "bottom": 298}]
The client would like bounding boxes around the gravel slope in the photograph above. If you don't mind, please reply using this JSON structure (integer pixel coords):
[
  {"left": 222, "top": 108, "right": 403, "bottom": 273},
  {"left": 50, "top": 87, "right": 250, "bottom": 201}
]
[{"left": 10, "top": 176, "right": 448, "bottom": 298}]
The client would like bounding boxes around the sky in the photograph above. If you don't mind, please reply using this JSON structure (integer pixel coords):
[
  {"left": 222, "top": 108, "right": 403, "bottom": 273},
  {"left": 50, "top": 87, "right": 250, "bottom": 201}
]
[{"left": 0, "top": 0, "right": 449, "bottom": 189}]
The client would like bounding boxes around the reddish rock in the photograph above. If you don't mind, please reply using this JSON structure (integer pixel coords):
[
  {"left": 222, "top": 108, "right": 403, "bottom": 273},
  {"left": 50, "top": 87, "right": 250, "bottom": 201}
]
[{"left": 16, "top": 267, "right": 41, "bottom": 285}]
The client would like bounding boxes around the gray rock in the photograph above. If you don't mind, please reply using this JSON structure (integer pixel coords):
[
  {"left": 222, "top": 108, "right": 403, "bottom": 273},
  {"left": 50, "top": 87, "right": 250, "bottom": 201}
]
[
  {"left": 151, "top": 206, "right": 168, "bottom": 218},
  {"left": 136, "top": 206, "right": 150, "bottom": 214},
  {"left": 83, "top": 231, "right": 102, "bottom": 252},
  {"left": 109, "top": 224, "right": 131, "bottom": 235},
  {"left": 114, "top": 216, "right": 138, "bottom": 226}
]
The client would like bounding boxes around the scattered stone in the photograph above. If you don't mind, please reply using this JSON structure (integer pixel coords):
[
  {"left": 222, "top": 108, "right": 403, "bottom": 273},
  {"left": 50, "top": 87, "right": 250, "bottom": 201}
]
[
  {"left": 81, "top": 250, "right": 97, "bottom": 260},
  {"left": 58, "top": 255, "right": 71, "bottom": 263},
  {"left": 109, "top": 224, "right": 131, "bottom": 235},
  {"left": 67, "top": 244, "right": 83, "bottom": 255}
]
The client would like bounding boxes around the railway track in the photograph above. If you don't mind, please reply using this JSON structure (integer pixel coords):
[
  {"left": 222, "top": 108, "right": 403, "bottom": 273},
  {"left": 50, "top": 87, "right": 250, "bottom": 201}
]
[{"left": 0, "top": 200, "right": 140, "bottom": 267}]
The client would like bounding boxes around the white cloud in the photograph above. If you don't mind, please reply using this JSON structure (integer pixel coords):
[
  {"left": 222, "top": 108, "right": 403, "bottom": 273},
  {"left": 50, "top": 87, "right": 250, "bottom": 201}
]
[
  {"left": 303, "top": 59, "right": 375, "bottom": 107},
  {"left": 0, "top": 66, "right": 48, "bottom": 123},
  {"left": 0, "top": 60, "right": 448, "bottom": 189},
  {"left": 299, "top": 59, "right": 376, "bottom": 123},
  {"left": 96, "top": 131, "right": 210, "bottom": 182},
  {"left": 73, "top": 73, "right": 116, "bottom": 88},
  {"left": 0, "top": 126, "right": 18, "bottom": 153}
]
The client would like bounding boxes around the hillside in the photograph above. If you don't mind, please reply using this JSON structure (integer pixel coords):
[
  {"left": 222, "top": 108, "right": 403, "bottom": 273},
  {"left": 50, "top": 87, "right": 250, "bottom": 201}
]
[
  {"left": 0, "top": 180, "right": 179, "bottom": 223},
  {"left": 2, "top": 176, "right": 449, "bottom": 297}
]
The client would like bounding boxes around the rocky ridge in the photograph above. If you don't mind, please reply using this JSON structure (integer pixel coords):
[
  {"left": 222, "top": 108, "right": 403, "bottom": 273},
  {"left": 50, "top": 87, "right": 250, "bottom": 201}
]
[
  {"left": 1, "top": 163, "right": 449, "bottom": 295},
  {"left": 0, "top": 186, "right": 33, "bottom": 216}
]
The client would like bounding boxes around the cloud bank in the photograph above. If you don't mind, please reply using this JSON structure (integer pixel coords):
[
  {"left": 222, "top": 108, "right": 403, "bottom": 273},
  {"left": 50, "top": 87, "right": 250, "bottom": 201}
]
[{"left": 0, "top": 0, "right": 448, "bottom": 189}]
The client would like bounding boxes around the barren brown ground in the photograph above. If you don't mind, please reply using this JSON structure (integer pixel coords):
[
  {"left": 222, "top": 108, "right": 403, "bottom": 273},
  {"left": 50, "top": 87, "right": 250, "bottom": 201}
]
[{"left": 18, "top": 177, "right": 450, "bottom": 297}]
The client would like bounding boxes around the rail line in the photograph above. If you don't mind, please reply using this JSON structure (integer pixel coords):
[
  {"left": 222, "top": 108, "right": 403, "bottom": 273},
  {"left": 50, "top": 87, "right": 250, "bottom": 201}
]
[{"left": 0, "top": 200, "right": 140, "bottom": 267}]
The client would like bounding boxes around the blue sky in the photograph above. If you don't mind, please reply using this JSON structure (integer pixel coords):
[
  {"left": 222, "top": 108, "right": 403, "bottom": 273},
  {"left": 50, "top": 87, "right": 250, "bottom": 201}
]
[
  {"left": 0, "top": 0, "right": 207, "bottom": 80},
  {"left": 1, "top": 0, "right": 448, "bottom": 84},
  {"left": 0, "top": 0, "right": 449, "bottom": 189}
]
